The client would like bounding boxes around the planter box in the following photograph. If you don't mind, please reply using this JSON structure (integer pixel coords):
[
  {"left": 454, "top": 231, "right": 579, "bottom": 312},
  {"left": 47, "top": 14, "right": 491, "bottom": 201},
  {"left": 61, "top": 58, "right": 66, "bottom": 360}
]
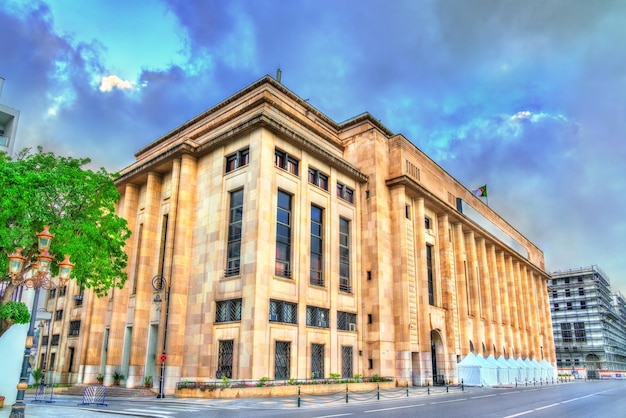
[{"left": 177, "top": 381, "right": 396, "bottom": 399}]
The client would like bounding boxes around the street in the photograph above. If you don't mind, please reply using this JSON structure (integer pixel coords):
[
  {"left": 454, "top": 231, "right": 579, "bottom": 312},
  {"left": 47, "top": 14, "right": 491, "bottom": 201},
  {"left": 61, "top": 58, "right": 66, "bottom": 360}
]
[{"left": 2, "top": 380, "right": 625, "bottom": 418}]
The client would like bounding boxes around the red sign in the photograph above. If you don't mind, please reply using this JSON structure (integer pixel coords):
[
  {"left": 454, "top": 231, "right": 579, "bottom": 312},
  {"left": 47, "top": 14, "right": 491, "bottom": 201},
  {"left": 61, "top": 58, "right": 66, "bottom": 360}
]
[{"left": 160, "top": 354, "right": 167, "bottom": 362}]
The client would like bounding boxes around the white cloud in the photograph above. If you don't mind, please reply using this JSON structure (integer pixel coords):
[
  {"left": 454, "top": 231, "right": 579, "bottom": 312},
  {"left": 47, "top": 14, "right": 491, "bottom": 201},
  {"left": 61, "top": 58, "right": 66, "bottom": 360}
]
[{"left": 99, "top": 75, "right": 134, "bottom": 92}]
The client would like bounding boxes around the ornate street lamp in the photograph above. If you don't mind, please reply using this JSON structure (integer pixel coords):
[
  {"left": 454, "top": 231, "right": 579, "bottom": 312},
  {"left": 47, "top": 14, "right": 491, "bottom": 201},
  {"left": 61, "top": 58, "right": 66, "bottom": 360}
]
[
  {"left": 152, "top": 274, "right": 171, "bottom": 399},
  {"left": 7, "top": 226, "right": 74, "bottom": 418}
]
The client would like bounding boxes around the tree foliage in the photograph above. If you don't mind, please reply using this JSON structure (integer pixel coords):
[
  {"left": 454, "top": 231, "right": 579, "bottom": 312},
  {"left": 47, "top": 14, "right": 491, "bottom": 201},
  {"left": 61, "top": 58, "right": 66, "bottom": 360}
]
[{"left": 0, "top": 148, "right": 131, "bottom": 334}]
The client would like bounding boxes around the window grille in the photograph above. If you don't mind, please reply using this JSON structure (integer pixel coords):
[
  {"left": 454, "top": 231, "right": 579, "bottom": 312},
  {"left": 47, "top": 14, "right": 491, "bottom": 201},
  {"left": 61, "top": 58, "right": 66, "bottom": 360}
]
[
  {"left": 306, "top": 306, "right": 329, "bottom": 328},
  {"left": 427, "top": 244, "right": 434, "bottom": 305},
  {"left": 310, "top": 205, "right": 324, "bottom": 286},
  {"left": 275, "top": 341, "right": 291, "bottom": 380},
  {"left": 311, "top": 343, "right": 324, "bottom": 378},
  {"left": 337, "top": 311, "right": 357, "bottom": 331},
  {"left": 276, "top": 190, "right": 292, "bottom": 278},
  {"left": 342, "top": 346, "right": 353, "bottom": 378},
  {"left": 216, "top": 299, "right": 242, "bottom": 322},
  {"left": 574, "top": 322, "right": 586, "bottom": 342},
  {"left": 339, "top": 217, "right": 351, "bottom": 292},
  {"left": 225, "top": 189, "right": 244, "bottom": 277},
  {"left": 561, "top": 322, "right": 573, "bottom": 342},
  {"left": 55, "top": 310, "right": 63, "bottom": 321},
  {"left": 217, "top": 340, "right": 234, "bottom": 378},
  {"left": 269, "top": 300, "right": 297, "bottom": 324},
  {"left": 69, "top": 320, "right": 81, "bottom": 336}
]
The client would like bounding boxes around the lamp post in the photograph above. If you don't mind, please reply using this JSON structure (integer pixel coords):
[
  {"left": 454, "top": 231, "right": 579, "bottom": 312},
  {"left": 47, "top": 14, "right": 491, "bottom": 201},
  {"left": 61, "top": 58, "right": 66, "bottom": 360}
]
[
  {"left": 6, "top": 226, "right": 74, "bottom": 418},
  {"left": 152, "top": 274, "right": 171, "bottom": 399}
]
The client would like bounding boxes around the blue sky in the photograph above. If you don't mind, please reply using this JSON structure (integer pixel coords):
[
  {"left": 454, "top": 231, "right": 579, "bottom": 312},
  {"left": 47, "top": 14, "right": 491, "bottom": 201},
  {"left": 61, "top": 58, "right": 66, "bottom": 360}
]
[{"left": 2, "top": 0, "right": 625, "bottom": 294}]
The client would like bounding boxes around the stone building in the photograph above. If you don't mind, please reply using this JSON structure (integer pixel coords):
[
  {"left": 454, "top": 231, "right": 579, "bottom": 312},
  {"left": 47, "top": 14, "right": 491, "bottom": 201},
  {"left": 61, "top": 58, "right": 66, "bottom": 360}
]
[
  {"left": 550, "top": 266, "right": 626, "bottom": 377},
  {"left": 78, "top": 76, "right": 554, "bottom": 392}
]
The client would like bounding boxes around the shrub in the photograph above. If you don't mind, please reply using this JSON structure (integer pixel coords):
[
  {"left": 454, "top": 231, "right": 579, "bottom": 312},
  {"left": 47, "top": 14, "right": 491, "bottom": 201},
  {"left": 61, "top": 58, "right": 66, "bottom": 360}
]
[{"left": 0, "top": 301, "right": 30, "bottom": 324}]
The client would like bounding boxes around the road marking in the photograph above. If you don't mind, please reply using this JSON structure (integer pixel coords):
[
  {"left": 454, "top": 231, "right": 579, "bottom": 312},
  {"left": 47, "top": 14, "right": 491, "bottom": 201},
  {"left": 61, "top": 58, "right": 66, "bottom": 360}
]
[
  {"left": 125, "top": 408, "right": 176, "bottom": 416},
  {"left": 430, "top": 398, "right": 466, "bottom": 404},
  {"left": 314, "top": 414, "right": 354, "bottom": 418},
  {"left": 560, "top": 397, "right": 580, "bottom": 403},
  {"left": 534, "top": 403, "right": 559, "bottom": 410},
  {"left": 471, "top": 394, "right": 497, "bottom": 399},
  {"left": 502, "top": 410, "right": 534, "bottom": 418},
  {"left": 365, "top": 404, "right": 425, "bottom": 413}
]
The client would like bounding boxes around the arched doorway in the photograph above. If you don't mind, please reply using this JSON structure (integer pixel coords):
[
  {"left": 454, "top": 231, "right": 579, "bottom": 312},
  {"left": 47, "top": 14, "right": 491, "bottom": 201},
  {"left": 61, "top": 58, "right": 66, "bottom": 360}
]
[
  {"left": 431, "top": 330, "right": 445, "bottom": 385},
  {"left": 586, "top": 354, "right": 600, "bottom": 379}
]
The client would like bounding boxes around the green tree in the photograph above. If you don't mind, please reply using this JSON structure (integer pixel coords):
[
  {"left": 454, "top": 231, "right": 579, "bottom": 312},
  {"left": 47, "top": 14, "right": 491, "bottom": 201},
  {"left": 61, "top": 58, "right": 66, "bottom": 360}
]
[{"left": 0, "top": 148, "right": 131, "bottom": 337}]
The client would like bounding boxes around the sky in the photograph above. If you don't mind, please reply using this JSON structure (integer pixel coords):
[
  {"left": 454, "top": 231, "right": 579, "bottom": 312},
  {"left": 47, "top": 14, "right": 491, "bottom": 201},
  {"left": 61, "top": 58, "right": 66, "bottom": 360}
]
[{"left": 1, "top": 0, "right": 625, "bottom": 294}]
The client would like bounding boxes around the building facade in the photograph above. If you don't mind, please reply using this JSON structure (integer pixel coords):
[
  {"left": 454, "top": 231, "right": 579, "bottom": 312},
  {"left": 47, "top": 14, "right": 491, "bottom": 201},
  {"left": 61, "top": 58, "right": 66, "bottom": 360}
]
[
  {"left": 550, "top": 266, "right": 626, "bottom": 377},
  {"left": 0, "top": 77, "right": 20, "bottom": 157},
  {"left": 78, "top": 76, "right": 554, "bottom": 391}
]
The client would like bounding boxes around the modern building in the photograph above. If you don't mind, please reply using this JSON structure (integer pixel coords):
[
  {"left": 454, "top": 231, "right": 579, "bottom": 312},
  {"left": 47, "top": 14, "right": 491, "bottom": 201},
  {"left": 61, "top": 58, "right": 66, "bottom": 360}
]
[
  {"left": 0, "top": 77, "right": 20, "bottom": 157},
  {"left": 549, "top": 266, "right": 626, "bottom": 378},
  {"left": 78, "top": 75, "right": 554, "bottom": 392},
  {"left": 34, "top": 282, "right": 85, "bottom": 385}
]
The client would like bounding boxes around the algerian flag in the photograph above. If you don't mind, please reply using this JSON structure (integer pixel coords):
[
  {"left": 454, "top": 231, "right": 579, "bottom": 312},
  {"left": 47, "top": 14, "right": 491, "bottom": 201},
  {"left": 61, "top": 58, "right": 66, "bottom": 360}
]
[{"left": 472, "top": 185, "right": 487, "bottom": 197}]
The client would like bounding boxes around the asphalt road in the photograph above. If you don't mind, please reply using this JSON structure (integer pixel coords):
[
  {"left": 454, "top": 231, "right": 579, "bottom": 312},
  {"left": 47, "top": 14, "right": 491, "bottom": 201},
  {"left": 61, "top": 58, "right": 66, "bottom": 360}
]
[{"left": 1, "top": 380, "right": 625, "bottom": 418}]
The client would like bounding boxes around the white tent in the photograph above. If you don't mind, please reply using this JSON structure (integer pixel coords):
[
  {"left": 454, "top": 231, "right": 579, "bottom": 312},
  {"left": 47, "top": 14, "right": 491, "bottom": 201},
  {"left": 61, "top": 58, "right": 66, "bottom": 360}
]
[
  {"left": 507, "top": 357, "right": 522, "bottom": 383},
  {"left": 485, "top": 355, "right": 504, "bottom": 385},
  {"left": 515, "top": 357, "right": 528, "bottom": 382},
  {"left": 530, "top": 359, "right": 544, "bottom": 381},
  {"left": 476, "top": 354, "right": 499, "bottom": 386},
  {"left": 458, "top": 353, "right": 486, "bottom": 386},
  {"left": 496, "top": 355, "right": 514, "bottom": 384},
  {"left": 523, "top": 358, "right": 537, "bottom": 382},
  {"left": 540, "top": 359, "right": 558, "bottom": 381}
]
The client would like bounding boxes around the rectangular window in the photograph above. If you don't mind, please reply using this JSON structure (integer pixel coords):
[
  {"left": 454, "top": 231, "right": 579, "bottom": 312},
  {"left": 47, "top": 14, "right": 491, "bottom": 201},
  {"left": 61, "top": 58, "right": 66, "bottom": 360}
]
[
  {"left": 55, "top": 310, "right": 63, "bottom": 321},
  {"left": 157, "top": 214, "right": 169, "bottom": 278},
  {"left": 425, "top": 217, "right": 431, "bottom": 229},
  {"left": 58, "top": 286, "right": 67, "bottom": 297},
  {"left": 217, "top": 340, "right": 234, "bottom": 378},
  {"left": 275, "top": 149, "right": 299, "bottom": 175},
  {"left": 339, "top": 217, "right": 351, "bottom": 292},
  {"left": 341, "top": 346, "right": 353, "bottom": 378},
  {"left": 310, "top": 205, "right": 324, "bottom": 286},
  {"left": 269, "top": 299, "right": 297, "bottom": 324},
  {"left": 574, "top": 322, "right": 586, "bottom": 342},
  {"left": 578, "top": 288, "right": 585, "bottom": 296},
  {"left": 41, "top": 336, "right": 49, "bottom": 346},
  {"left": 276, "top": 190, "right": 292, "bottom": 277},
  {"left": 580, "top": 301, "right": 586, "bottom": 309},
  {"left": 216, "top": 299, "right": 242, "bottom": 323},
  {"left": 51, "top": 334, "right": 60, "bottom": 346},
  {"left": 552, "top": 291, "right": 558, "bottom": 299},
  {"left": 225, "top": 189, "right": 244, "bottom": 277},
  {"left": 49, "top": 288, "right": 56, "bottom": 298},
  {"left": 308, "top": 168, "right": 328, "bottom": 190},
  {"left": 427, "top": 244, "right": 435, "bottom": 305},
  {"left": 69, "top": 320, "right": 81, "bottom": 336},
  {"left": 565, "top": 289, "right": 571, "bottom": 297},
  {"left": 225, "top": 147, "right": 249, "bottom": 173},
  {"left": 337, "top": 311, "right": 357, "bottom": 331},
  {"left": 561, "top": 323, "right": 573, "bottom": 343},
  {"left": 311, "top": 343, "right": 325, "bottom": 379},
  {"left": 336, "top": 182, "right": 354, "bottom": 203},
  {"left": 306, "top": 306, "right": 329, "bottom": 328},
  {"left": 554, "top": 303, "right": 559, "bottom": 311},
  {"left": 566, "top": 302, "right": 573, "bottom": 310},
  {"left": 275, "top": 341, "right": 291, "bottom": 380}
]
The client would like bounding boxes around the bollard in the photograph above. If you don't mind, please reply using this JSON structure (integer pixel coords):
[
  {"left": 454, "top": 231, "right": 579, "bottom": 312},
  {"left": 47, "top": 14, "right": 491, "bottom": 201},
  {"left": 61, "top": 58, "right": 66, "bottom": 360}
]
[
  {"left": 428, "top": 385, "right": 430, "bottom": 395},
  {"left": 446, "top": 385, "right": 449, "bottom": 393},
  {"left": 515, "top": 378, "right": 518, "bottom": 387},
  {"left": 346, "top": 385, "right": 349, "bottom": 403},
  {"left": 297, "top": 386, "right": 301, "bottom": 408},
  {"left": 406, "top": 382, "right": 409, "bottom": 397},
  {"left": 377, "top": 383, "right": 380, "bottom": 401},
  {"left": 462, "top": 378, "right": 464, "bottom": 391}
]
